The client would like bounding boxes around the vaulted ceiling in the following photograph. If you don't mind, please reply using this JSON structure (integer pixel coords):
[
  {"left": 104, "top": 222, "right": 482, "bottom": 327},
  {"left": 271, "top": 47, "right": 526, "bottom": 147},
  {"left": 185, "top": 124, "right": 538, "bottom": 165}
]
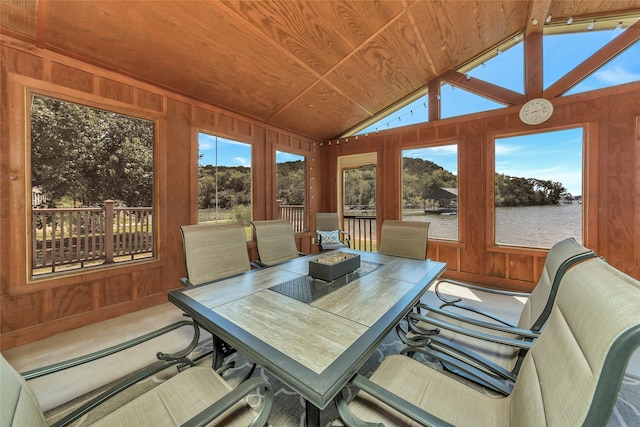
[{"left": 2, "top": 1, "right": 639, "bottom": 141}]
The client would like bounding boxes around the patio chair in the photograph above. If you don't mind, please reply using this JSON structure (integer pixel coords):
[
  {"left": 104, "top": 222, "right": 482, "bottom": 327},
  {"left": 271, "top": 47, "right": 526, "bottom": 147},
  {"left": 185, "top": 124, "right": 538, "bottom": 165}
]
[
  {"left": 315, "top": 212, "right": 350, "bottom": 251},
  {"left": 336, "top": 256, "right": 640, "bottom": 426},
  {"left": 179, "top": 223, "right": 255, "bottom": 370},
  {"left": 179, "top": 223, "right": 252, "bottom": 287},
  {"left": 399, "top": 237, "right": 595, "bottom": 394},
  {"left": 251, "top": 220, "right": 305, "bottom": 266},
  {"left": 378, "top": 220, "right": 429, "bottom": 260},
  {"left": 2, "top": 321, "right": 273, "bottom": 427}
]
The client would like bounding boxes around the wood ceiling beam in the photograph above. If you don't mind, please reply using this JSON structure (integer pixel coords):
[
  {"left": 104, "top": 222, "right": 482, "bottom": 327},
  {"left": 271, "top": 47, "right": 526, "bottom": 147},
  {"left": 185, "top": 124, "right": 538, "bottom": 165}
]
[
  {"left": 427, "top": 78, "right": 440, "bottom": 122},
  {"left": 524, "top": 0, "right": 552, "bottom": 99},
  {"left": 545, "top": 19, "right": 640, "bottom": 99},
  {"left": 35, "top": 0, "right": 48, "bottom": 47},
  {"left": 440, "top": 70, "right": 526, "bottom": 106}
]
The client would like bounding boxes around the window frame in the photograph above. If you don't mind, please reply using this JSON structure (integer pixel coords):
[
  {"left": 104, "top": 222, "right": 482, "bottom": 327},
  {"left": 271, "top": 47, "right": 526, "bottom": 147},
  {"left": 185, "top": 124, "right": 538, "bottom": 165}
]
[
  {"left": 273, "top": 145, "right": 309, "bottom": 232},
  {"left": 401, "top": 143, "right": 460, "bottom": 242},
  {"left": 489, "top": 125, "right": 587, "bottom": 250},
  {"left": 196, "top": 131, "right": 254, "bottom": 230},
  {"left": 23, "top": 86, "right": 160, "bottom": 283}
]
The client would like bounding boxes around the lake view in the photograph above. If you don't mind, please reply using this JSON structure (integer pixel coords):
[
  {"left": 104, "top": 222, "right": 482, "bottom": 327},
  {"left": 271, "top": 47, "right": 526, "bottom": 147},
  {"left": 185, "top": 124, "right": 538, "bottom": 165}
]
[{"left": 405, "top": 203, "right": 582, "bottom": 248}]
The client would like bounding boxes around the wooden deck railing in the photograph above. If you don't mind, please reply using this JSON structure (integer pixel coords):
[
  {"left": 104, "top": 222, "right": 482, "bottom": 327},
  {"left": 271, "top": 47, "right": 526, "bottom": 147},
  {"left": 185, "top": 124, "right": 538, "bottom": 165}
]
[
  {"left": 276, "top": 204, "right": 377, "bottom": 251},
  {"left": 344, "top": 215, "right": 377, "bottom": 252},
  {"left": 278, "top": 204, "right": 306, "bottom": 233},
  {"left": 31, "top": 200, "right": 153, "bottom": 275}
]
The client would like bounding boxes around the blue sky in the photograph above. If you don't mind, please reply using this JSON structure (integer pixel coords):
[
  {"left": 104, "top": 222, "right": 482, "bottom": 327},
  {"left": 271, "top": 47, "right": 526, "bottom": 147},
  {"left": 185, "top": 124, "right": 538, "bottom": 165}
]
[{"left": 200, "top": 26, "right": 639, "bottom": 196}]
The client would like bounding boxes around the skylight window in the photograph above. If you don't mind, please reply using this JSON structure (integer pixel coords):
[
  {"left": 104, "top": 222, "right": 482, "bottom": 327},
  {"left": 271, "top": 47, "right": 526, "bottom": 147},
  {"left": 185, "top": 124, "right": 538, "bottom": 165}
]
[
  {"left": 440, "top": 83, "right": 505, "bottom": 119},
  {"left": 355, "top": 94, "right": 428, "bottom": 136},
  {"left": 566, "top": 39, "right": 640, "bottom": 95},
  {"left": 461, "top": 41, "right": 524, "bottom": 94},
  {"left": 543, "top": 30, "right": 621, "bottom": 89}
]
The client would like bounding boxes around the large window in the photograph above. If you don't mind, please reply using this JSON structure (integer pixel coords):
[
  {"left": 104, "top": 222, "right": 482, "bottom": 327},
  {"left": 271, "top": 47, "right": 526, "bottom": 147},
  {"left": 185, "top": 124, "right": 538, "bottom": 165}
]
[
  {"left": 276, "top": 150, "right": 306, "bottom": 232},
  {"left": 30, "top": 95, "right": 155, "bottom": 276},
  {"left": 198, "top": 133, "right": 252, "bottom": 229},
  {"left": 494, "top": 128, "right": 583, "bottom": 248},
  {"left": 402, "top": 145, "right": 458, "bottom": 240}
]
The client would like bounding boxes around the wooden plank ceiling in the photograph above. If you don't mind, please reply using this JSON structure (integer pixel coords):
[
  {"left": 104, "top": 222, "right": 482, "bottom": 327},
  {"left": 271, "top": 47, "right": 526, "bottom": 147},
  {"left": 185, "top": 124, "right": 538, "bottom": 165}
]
[{"left": 1, "top": 0, "right": 639, "bottom": 141}]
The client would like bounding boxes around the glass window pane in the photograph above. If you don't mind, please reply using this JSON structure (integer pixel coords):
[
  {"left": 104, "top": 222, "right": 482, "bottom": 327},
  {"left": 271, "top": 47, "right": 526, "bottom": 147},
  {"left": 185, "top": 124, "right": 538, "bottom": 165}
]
[
  {"left": 464, "top": 42, "right": 524, "bottom": 94},
  {"left": 402, "top": 145, "right": 458, "bottom": 240},
  {"left": 30, "top": 94, "right": 155, "bottom": 276},
  {"left": 566, "top": 40, "right": 640, "bottom": 95},
  {"left": 198, "top": 133, "right": 252, "bottom": 229},
  {"left": 494, "top": 128, "right": 583, "bottom": 248},
  {"left": 441, "top": 83, "right": 505, "bottom": 119},
  {"left": 355, "top": 96, "right": 429, "bottom": 135},
  {"left": 276, "top": 150, "right": 306, "bottom": 232},
  {"left": 543, "top": 28, "right": 627, "bottom": 90}
]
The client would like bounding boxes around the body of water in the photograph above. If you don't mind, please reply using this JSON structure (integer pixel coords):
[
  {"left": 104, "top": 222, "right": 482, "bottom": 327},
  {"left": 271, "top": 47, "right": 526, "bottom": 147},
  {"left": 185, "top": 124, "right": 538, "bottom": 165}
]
[{"left": 405, "top": 203, "right": 582, "bottom": 248}]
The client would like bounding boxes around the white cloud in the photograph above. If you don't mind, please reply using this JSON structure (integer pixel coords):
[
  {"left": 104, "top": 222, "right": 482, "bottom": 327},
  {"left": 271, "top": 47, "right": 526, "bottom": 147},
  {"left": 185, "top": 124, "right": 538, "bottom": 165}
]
[
  {"left": 234, "top": 157, "right": 249, "bottom": 166},
  {"left": 494, "top": 143, "right": 520, "bottom": 156},
  {"left": 595, "top": 66, "right": 640, "bottom": 85}
]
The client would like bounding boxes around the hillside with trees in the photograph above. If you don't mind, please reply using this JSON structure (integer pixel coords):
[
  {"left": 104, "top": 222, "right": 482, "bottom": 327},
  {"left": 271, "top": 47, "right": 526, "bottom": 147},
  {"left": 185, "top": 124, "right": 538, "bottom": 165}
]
[
  {"left": 402, "top": 157, "right": 567, "bottom": 208},
  {"left": 403, "top": 157, "right": 457, "bottom": 208},
  {"left": 197, "top": 159, "right": 305, "bottom": 210}
]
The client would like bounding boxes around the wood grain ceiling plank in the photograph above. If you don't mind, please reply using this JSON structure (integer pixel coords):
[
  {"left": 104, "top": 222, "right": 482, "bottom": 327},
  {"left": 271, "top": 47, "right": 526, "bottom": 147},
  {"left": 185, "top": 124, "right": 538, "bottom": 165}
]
[
  {"left": 411, "top": 1, "right": 526, "bottom": 75},
  {"left": 326, "top": 12, "right": 430, "bottom": 118},
  {"left": 270, "top": 80, "right": 367, "bottom": 141},
  {"left": 221, "top": 1, "right": 406, "bottom": 76},
  {"left": 0, "top": 0, "right": 38, "bottom": 39},
  {"left": 40, "top": 1, "right": 317, "bottom": 121},
  {"left": 221, "top": 1, "right": 410, "bottom": 124},
  {"left": 222, "top": 1, "right": 335, "bottom": 76}
]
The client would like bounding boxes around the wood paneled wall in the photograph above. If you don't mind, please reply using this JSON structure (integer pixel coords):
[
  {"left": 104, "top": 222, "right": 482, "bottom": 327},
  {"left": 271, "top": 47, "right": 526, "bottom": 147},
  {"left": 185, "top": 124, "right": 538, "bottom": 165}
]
[
  {"left": 2, "top": 36, "right": 639, "bottom": 350},
  {"left": 319, "top": 83, "right": 640, "bottom": 291},
  {"left": 0, "top": 40, "right": 319, "bottom": 350}
]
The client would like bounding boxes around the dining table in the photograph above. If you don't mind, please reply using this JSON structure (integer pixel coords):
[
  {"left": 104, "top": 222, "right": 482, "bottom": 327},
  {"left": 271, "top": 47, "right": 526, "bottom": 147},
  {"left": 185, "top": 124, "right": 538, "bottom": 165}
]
[{"left": 168, "top": 248, "right": 446, "bottom": 426}]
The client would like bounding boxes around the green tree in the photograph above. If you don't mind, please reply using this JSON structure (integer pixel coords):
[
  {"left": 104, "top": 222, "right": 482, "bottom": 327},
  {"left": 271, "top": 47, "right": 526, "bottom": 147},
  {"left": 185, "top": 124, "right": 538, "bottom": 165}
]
[
  {"left": 276, "top": 160, "right": 305, "bottom": 205},
  {"left": 31, "top": 95, "right": 154, "bottom": 207}
]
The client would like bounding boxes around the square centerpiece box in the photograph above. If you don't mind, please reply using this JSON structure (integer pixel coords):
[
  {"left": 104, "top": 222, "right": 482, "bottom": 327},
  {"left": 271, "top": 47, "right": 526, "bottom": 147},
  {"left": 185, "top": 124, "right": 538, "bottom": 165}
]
[{"left": 309, "top": 252, "right": 361, "bottom": 282}]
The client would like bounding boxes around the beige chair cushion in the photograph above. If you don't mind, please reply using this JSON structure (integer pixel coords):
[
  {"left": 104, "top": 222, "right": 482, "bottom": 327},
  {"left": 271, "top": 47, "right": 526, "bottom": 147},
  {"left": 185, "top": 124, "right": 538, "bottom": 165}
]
[
  {"left": 181, "top": 223, "right": 251, "bottom": 285},
  {"left": 509, "top": 258, "right": 640, "bottom": 426},
  {"left": 0, "top": 354, "right": 259, "bottom": 427},
  {"left": 347, "top": 258, "right": 640, "bottom": 426},
  {"left": 252, "top": 220, "right": 299, "bottom": 266},
  {"left": 315, "top": 213, "right": 340, "bottom": 231},
  {"left": 378, "top": 220, "right": 429, "bottom": 260},
  {"left": 417, "top": 237, "right": 593, "bottom": 370},
  {"left": 1, "top": 354, "right": 47, "bottom": 427},
  {"left": 516, "top": 237, "right": 590, "bottom": 330},
  {"left": 92, "top": 366, "right": 258, "bottom": 426},
  {"left": 348, "top": 354, "right": 509, "bottom": 427}
]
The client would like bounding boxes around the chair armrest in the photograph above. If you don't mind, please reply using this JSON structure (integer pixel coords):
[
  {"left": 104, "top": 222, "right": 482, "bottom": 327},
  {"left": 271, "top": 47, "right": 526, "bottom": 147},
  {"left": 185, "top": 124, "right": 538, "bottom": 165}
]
[
  {"left": 37, "top": 320, "right": 201, "bottom": 427},
  {"left": 182, "top": 377, "right": 273, "bottom": 427},
  {"left": 180, "top": 277, "right": 195, "bottom": 287},
  {"left": 426, "top": 335, "right": 519, "bottom": 382},
  {"left": 408, "top": 312, "right": 538, "bottom": 347},
  {"left": 21, "top": 320, "right": 200, "bottom": 380},
  {"left": 335, "top": 373, "right": 454, "bottom": 427},
  {"left": 413, "top": 304, "right": 539, "bottom": 339}
]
